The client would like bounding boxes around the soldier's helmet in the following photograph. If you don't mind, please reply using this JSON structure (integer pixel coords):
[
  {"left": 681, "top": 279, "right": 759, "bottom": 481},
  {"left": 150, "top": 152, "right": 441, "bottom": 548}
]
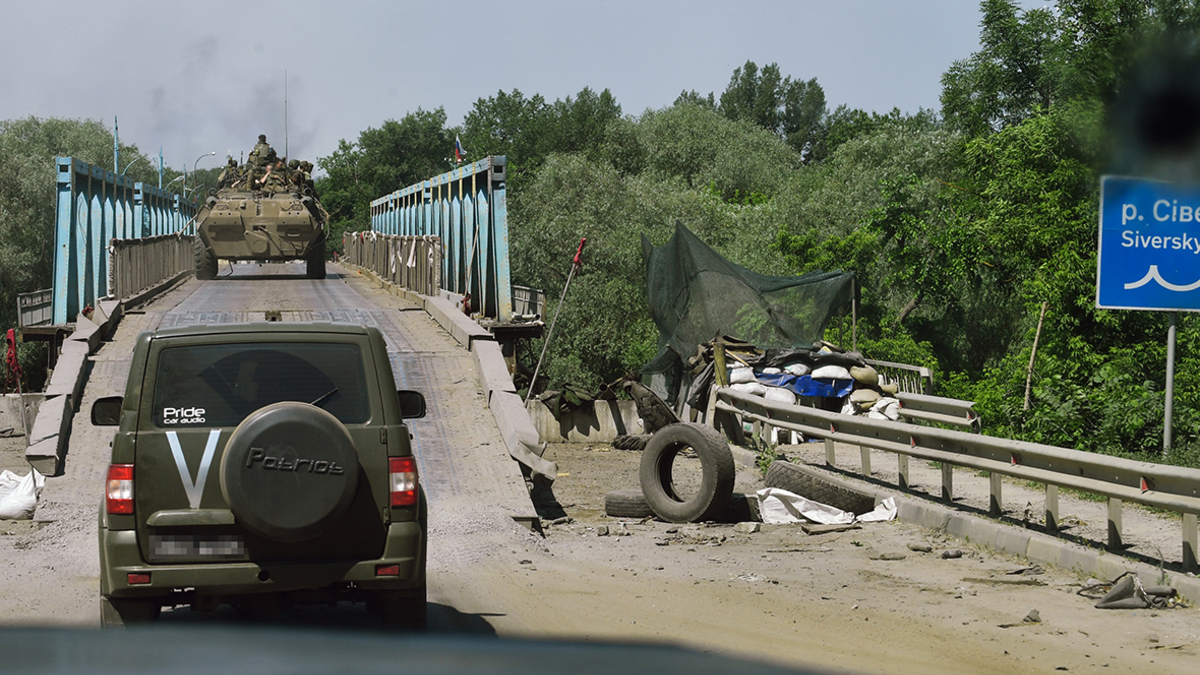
[
  {"left": 289, "top": 159, "right": 300, "bottom": 169},
  {"left": 258, "top": 134, "right": 267, "bottom": 143}
]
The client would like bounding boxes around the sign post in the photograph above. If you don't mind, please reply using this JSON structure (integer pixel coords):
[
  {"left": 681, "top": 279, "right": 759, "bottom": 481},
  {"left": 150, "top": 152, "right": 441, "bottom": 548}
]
[{"left": 1097, "top": 176, "right": 1200, "bottom": 456}]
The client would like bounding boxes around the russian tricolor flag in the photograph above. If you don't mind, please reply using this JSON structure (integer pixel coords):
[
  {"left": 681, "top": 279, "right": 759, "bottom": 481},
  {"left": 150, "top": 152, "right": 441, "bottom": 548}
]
[{"left": 455, "top": 136, "right": 466, "bottom": 163}]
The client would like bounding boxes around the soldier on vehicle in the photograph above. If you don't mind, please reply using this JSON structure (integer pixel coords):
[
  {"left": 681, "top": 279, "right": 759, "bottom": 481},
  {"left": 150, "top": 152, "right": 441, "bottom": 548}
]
[
  {"left": 249, "top": 134, "right": 272, "bottom": 166},
  {"left": 216, "top": 157, "right": 238, "bottom": 188}
]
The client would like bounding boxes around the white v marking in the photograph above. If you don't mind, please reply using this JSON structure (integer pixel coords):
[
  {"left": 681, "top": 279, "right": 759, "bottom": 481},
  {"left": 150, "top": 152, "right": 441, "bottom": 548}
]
[{"left": 166, "top": 429, "right": 221, "bottom": 509}]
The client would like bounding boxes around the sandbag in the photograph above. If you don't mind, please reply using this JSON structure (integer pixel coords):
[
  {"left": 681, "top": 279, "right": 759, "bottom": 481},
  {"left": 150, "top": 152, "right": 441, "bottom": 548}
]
[
  {"left": 811, "top": 364, "right": 852, "bottom": 380},
  {"left": 849, "top": 365, "right": 879, "bottom": 386},
  {"left": 868, "top": 397, "right": 901, "bottom": 421},
  {"left": 783, "top": 363, "right": 810, "bottom": 377},
  {"left": 0, "top": 468, "right": 45, "bottom": 520},
  {"left": 729, "top": 382, "right": 767, "bottom": 396},
  {"left": 849, "top": 388, "right": 881, "bottom": 407},
  {"left": 763, "top": 386, "right": 797, "bottom": 405},
  {"left": 729, "top": 367, "right": 756, "bottom": 384}
]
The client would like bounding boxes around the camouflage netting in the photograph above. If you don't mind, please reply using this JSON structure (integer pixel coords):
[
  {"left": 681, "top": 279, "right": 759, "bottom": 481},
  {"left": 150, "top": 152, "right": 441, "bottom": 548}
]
[{"left": 640, "top": 223, "right": 855, "bottom": 404}]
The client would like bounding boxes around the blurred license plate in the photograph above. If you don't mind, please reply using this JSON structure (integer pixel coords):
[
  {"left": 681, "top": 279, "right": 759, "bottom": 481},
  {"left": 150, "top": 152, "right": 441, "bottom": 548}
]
[{"left": 149, "top": 533, "right": 247, "bottom": 561}]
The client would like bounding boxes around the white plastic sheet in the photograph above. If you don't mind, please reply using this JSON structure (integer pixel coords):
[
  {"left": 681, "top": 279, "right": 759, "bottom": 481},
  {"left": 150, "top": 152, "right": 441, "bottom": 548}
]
[
  {"left": 0, "top": 468, "right": 45, "bottom": 520},
  {"left": 755, "top": 488, "right": 897, "bottom": 525}
]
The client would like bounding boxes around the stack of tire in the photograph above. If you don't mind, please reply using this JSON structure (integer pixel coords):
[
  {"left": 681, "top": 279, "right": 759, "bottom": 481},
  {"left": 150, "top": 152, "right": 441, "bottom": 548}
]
[{"left": 604, "top": 423, "right": 736, "bottom": 523}]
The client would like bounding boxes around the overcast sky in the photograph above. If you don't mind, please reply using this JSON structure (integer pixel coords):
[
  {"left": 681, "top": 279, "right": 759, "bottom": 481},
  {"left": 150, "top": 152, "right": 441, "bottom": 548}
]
[{"left": 0, "top": 0, "right": 1048, "bottom": 175}]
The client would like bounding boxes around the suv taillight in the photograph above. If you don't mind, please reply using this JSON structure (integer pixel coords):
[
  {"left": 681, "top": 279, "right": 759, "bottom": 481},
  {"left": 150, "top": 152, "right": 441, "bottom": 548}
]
[
  {"left": 389, "top": 456, "right": 417, "bottom": 507},
  {"left": 107, "top": 464, "right": 134, "bottom": 514}
]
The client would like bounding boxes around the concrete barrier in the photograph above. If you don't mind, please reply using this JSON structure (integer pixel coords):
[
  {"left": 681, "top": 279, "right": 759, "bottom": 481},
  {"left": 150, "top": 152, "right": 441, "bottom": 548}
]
[
  {"left": 473, "top": 340, "right": 516, "bottom": 404},
  {"left": 526, "top": 399, "right": 644, "bottom": 443},
  {"left": 0, "top": 394, "right": 44, "bottom": 437}
]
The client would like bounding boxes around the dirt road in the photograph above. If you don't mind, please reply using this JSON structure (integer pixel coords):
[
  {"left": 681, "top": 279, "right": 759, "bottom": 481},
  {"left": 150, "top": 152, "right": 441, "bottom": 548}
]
[{"left": 0, "top": 264, "right": 1194, "bottom": 675}]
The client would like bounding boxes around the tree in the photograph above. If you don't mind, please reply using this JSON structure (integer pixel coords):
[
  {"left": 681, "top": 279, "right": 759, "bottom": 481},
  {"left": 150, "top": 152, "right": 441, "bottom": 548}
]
[
  {"left": 316, "top": 108, "right": 453, "bottom": 246},
  {"left": 941, "top": 0, "right": 1061, "bottom": 136},
  {"left": 0, "top": 116, "right": 162, "bottom": 388},
  {"left": 717, "top": 60, "right": 828, "bottom": 160}
]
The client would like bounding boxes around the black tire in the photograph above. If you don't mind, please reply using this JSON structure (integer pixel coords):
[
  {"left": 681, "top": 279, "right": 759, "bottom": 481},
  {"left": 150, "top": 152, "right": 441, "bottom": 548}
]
[
  {"left": 306, "top": 238, "right": 327, "bottom": 279},
  {"left": 727, "top": 492, "right": 761, "bottom": 522},
  {"left": 604, "top": 488, "right": 653, "bottom": 518},
  {"left": 764, "top": 461, "right": 876, "bottom": 515},
  {"left": 612, "top": 434, "right": 650, "bottom": 451},
  {"left": 100, "top": 596, "right": 161, "bottom": 628},
  {"left": 220, "top": 402, "right": 360, "bottom": 542},
  {"left": 376, "top": 585, "right": 427, "bottom": 631},
  {"left": 639, "top": 422, "right": 735, "bottom": 523},
  {"left": 194, "top": 237, "right": 217, "bottom": 280}
]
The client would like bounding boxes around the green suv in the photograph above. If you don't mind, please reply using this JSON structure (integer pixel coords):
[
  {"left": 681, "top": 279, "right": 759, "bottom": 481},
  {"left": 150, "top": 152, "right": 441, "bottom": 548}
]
[{"left": 91, "top": 322, "right": 427, "bottom": 628}]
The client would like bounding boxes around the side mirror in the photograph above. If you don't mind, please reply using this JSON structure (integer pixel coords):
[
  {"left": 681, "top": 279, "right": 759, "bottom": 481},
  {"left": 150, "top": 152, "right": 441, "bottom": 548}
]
[
  {"left": 397, "top": 390, "right": 426, "bottom": 419},
  {"left": 91, "top": 396, "right": 124, "bottom": 426}
]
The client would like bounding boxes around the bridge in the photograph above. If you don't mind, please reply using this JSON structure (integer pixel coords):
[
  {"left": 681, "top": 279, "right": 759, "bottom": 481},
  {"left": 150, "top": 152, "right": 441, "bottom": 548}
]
[{"left": 3, "top": 154, "right": 1199, "bottom": 672}]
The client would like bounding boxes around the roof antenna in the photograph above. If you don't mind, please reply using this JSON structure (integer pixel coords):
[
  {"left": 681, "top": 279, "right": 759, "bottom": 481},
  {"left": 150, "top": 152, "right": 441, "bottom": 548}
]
[{"left": 284, "top": 70, "right": 289, "bottom": 168}]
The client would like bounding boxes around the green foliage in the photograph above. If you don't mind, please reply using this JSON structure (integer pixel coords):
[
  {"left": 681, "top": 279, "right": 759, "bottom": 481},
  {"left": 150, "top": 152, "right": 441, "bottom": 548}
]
[
  {"left": 316, "top": 108, "right": 454, "bottom": 249},
  {"left": 635, "top": 104, "right": 802, "bottom": 200}
]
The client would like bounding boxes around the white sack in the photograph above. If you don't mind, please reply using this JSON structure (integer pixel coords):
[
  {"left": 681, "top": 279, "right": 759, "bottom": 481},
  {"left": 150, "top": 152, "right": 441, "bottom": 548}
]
[
  {"left": 0, "top": 468, "right": 45, "bottom": 521},
  {"left": 761, "top": 367, "right": 782, "bottom": 375},
  {"left": 840, "top": 398, "right": 858, "bottom": 416},
  {"left": 729, "top": 367, "right": 756, "bottom": 384},
  {"left": 811, "top": 364, "right": 852, "bottom": 380},
  {"left": 783, "top": 363, "right": 810, "bottom": 377},
  {"left": 729, "top": 382, "right": 767, "bottom": 396},
  {"left": 755, "top": 487, "right": 855, "bottom": 525},
  {"left": 763, "top": 386, "right": 797, "bottom": 405},
  {"left": 867, "top": 397, "right": 901, "bottom": 421}
]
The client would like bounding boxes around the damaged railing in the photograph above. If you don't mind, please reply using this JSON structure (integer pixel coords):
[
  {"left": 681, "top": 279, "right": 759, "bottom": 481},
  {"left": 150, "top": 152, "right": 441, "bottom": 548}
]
[
  {"left": 342, "top": 233, "right": 443, "bottom": 297},
  {"left": 713, "top": 387, "right": 1200, "bottom": 571},
  {"left": 109, "top": 234, "right": 194, "bottom": 301},
  {"left": 864, "top": 358, "right": 932, "bottom": 395}
]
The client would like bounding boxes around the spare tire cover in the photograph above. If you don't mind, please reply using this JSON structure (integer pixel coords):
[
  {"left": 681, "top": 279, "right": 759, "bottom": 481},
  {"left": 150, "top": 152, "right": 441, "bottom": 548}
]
[{"left": 220, "top": 402, "right": 359, "bottom": 542}]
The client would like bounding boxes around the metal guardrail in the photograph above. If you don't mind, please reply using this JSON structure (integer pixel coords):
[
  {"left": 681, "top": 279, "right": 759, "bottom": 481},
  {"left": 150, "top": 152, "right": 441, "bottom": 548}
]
[
  {"left": 53, "top": 157, "right": 196, "bottom": 324},
  {"left": 368, "top": 156, "right": 511, "bottom": 321},
  {"left": 713, "top": 387, "right": 1200, "bottom": 571},
  {"left": 896, "top": 391, "right": 980, "bottom": 431},
  {"left": 17, "top": 289, "right": 53, "bottom": 329},
  {"left": 109, "top": 235, "right": 194, "bottom": 301},
  {"left": 343, "top": 233, "right": 443, "bottom": 297},
  {"left": 865, "top": 358, "right": 932, "bottom": 395}
]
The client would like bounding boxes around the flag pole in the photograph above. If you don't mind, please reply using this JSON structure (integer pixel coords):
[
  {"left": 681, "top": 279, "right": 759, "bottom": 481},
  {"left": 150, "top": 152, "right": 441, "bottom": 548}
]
[{"left": 526, "top": 239, "right": 587, "bottom": 403}]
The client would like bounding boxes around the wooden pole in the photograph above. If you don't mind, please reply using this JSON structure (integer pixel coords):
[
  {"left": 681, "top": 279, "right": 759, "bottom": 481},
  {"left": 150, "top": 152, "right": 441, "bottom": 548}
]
[{"left": 1023, "top": 301, "right": 1048, "bottom": 412}]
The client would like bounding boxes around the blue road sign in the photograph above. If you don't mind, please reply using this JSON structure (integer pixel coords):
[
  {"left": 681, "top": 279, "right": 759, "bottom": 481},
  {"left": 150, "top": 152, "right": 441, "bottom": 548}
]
[{"left": 1097, "top": 175, "right": 1200, "bottom": 311}]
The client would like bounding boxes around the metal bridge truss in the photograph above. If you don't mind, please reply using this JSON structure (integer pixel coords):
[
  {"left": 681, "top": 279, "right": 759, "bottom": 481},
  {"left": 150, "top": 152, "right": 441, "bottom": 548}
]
[
  {"left": 369, "top": 156, "right": 512, "bottom": 322},
  {"left": 52, "top": 157, "right": 197, "bottom": 325}
]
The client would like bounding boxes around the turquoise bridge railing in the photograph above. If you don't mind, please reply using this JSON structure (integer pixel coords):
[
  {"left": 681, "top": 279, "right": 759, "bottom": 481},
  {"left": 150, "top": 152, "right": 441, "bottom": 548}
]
[
  {"left": 369, "top": 156, "right": 512, "bottom": 322},
  {"left": 52, "top": 157, "right": 196, "bottom": 324}
]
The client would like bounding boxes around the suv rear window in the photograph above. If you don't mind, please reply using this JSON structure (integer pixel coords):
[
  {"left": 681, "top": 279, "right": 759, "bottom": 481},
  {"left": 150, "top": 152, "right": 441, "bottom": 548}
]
[{"left": 152, "top": 342, "right": 370, "bottom": 427}]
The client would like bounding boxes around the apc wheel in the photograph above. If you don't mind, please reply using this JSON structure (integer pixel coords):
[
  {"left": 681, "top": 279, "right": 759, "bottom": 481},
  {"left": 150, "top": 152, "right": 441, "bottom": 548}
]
[
  {"left": 604, "top": 488, "right": 653, "bottom": 518},
  {"left": 764, "top": 460, "right": 876, "bottom": 515},
  {"left": 194, "top": 238, "right": 217, "bottom": 280},
  {"left": 639, "top": 423, "right": 735, "bottom": 523},
  {"left": 306, "top": 238, "right": 327, "bottom": 279},
  {"left": 220, "top": 402, "right": 359, "bottom": 542},
  {"left": 100, "top": 596, "right": 161, "bottom": 628}
]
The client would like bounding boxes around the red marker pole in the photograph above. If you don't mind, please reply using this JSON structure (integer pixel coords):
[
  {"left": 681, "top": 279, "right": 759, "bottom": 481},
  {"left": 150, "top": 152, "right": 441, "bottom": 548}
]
[{"left": 526, "top": 238, "right": 587, "bottom": 403}]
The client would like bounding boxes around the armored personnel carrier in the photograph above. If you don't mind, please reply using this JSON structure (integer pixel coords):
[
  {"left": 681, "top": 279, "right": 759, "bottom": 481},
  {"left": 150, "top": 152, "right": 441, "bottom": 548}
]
[{"left": 193, "top": 148, "right": 327, "bottom": 280}]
